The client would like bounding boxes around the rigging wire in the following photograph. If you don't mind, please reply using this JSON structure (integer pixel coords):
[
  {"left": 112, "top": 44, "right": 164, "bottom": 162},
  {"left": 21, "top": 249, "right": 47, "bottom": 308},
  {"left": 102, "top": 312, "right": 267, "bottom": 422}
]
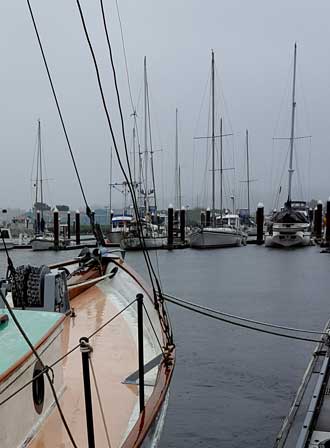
[
  {"left": 0, "top": 298, "right": 137, "bottom": 407},
  {"left": 26, "top": 0, "right": 92, "bottom": 221},
  {"left": 77, "top": 0, "right": 173, "bottom": 346},
  {"left": 0, "top": 287, "right": 78, "bottom": 447}
]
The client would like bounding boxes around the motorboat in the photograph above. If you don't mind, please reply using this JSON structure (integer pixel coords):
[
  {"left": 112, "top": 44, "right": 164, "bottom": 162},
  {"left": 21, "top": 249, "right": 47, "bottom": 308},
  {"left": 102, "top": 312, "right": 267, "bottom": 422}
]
[{"left": 0, "top": 228, "right": 14, "bottom": 251}]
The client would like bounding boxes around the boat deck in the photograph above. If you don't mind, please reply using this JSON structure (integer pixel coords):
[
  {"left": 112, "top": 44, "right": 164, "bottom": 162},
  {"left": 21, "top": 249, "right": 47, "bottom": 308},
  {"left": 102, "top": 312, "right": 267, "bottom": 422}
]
[{"left": 29, "top": 281, "right": 140, "bottom": 447}]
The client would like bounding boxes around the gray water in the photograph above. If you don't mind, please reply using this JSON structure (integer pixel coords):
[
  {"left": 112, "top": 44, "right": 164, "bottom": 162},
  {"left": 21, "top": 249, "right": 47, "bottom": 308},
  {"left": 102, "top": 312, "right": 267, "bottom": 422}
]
[{"left": 1, "top": 245, "right": 329, "bottom": 447}]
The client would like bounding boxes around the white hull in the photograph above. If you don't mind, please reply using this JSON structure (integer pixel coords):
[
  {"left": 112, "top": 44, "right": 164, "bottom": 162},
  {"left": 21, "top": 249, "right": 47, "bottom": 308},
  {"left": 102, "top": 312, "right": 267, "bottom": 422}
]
[
  {"left": 120, "top": 236, "right": 167, "bottom": 250},
  {"left": 108, "top": 230, "right": 125, "bottom": 245},
  {"left": 265, "top": 230, "right": 311, "bottom": 247},
  {"left": 190, "top": 227, "right": 244, "bottom": 248},
  {"left": 31, "top": 238, "right": 54, "bottom": 251},
  {"left": 265, "top": 222, "right": 311, "bottom": 248}
]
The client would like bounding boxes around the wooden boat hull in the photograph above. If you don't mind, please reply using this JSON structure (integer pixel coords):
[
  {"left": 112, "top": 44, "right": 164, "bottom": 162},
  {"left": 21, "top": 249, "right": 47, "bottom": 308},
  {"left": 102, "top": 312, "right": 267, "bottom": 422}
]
[{"left": 0, "top": 253, "right": 175, "bottom": 447}]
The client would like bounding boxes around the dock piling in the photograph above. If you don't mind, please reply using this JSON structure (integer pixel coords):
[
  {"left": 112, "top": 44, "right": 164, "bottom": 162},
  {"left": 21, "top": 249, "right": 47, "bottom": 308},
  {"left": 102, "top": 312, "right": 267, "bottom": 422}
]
[
  {"left": 256, "top": 202, "right": 264, "bottom": 245},
  {"left": 75, "top": 210, "right": 81, "bottom": 245},
  {"left": 67, "top": 211, "right": 71, "bottom": 240},
  {"left": 206, "top": 208, "right": 211, "bottom": 227},
  {"left": 167, "top": 204, "right": 174, "bottom": 249},
  {"left": 53, "top": 208, "right": 59, "bottom": 249},
  {"left": 314, "top": 201, "right": 323, "bottom": 239},
  {"left": 180, "top": 207, "right": 186, "bottom": 243},
  {"left": 326, "top": 198, "right": 330, "bottom": 242}
]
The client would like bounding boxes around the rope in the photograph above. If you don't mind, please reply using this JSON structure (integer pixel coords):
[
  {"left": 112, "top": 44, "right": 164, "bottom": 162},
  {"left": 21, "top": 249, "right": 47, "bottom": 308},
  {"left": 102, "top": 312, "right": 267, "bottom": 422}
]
[
  {"left": 89, "top": 358, "right": 112, "bottom": 448},
  {"left": 0, "top": 290, "right": 78, "bottom": 447},
  {"left": 161, "top": 292, "right": 325, "bottom": 336},
  {"left": 26, "top": 0, "right": 90, "bottom": 216},
  {"left": 76, "top": 0, "right": 173, "bottom": 347},
  {"left": 163, "top": 295, "right": 321, "bottom": 343},
  {"left": 0, "top": 299, "right": 136, "bottom": 407}
]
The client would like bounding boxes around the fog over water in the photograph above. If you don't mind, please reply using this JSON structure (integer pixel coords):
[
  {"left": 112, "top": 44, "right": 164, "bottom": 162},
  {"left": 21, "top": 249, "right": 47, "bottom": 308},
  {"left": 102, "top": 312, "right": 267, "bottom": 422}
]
[{"left": 1, "top": 1, "right": 329, "bottom": 212}]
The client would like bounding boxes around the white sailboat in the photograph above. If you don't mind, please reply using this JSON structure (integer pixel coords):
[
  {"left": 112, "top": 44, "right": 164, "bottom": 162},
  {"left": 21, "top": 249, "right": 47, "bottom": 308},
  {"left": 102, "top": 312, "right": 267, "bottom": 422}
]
[
  {"left": 190, "top": 51, "right": 245, "bottom": 249},
  {"left": 121, "top": 57, "right": 165, "bottom": 250},
  {"left": 265, "top": 44, "right": 311, "bottom": 248}
]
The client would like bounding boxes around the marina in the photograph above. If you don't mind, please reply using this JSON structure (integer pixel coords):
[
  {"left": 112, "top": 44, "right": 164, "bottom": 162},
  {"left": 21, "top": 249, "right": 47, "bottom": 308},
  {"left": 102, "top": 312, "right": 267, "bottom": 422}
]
[{"left": 1, "top": 0, "right": 330, "bottom": 447}]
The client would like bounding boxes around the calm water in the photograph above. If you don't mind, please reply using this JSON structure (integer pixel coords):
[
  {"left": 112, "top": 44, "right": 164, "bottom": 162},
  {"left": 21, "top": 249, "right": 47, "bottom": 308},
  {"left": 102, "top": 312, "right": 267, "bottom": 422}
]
[{"left": 1, "top": 245, "right": 329, "bottom": 447}]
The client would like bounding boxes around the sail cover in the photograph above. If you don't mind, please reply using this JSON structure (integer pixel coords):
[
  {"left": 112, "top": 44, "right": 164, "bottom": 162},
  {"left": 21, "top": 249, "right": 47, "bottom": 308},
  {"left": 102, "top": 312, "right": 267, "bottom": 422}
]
[{"left": 272, "top": 208, "right": 308, "bottom": 224}]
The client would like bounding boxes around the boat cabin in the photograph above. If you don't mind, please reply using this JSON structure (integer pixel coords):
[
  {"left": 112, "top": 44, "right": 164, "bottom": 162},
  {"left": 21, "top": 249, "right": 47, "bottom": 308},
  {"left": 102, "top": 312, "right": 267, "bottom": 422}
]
[
  {"left": 111, "top": 215, "right": 133, "bottom": 230},
  {"left": 216, "top": 214, "right": 241, "bottom": 229}
]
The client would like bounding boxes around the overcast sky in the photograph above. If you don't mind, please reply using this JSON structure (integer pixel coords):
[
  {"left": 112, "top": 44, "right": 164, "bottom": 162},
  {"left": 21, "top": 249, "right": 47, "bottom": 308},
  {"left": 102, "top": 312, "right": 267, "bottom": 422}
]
[{"left": 1, "top": 1, "right": 329, "bottom": 212}]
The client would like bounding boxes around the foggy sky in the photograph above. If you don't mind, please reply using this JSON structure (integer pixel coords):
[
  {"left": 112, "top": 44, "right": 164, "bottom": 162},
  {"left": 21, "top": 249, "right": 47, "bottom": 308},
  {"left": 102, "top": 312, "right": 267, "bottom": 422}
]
[{"left": 1, "top": 1, "right": 329, "bottom": 213}]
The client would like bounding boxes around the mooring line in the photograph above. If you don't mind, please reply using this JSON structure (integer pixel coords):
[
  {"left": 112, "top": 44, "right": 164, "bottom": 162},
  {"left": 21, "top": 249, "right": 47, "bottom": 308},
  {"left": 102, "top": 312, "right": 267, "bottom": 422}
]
[
  {"left": 161, "top": 292, "right": 325, "bottom": 336},
  {"left": 163, "top": 294, "right": 322, "bottom": 343}
]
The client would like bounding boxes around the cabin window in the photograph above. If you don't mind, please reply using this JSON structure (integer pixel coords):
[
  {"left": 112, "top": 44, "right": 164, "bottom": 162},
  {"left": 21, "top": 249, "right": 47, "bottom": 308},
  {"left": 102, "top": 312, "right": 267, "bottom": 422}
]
[{"left": 32, "top": 360, "right": 45, "bottom": 414}]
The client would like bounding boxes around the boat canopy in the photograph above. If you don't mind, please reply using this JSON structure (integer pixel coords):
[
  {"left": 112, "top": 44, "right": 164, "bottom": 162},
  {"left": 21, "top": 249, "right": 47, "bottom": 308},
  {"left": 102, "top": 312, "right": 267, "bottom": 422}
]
[{"left": 272, "top": 208, "right": 308, "bottom": 224}]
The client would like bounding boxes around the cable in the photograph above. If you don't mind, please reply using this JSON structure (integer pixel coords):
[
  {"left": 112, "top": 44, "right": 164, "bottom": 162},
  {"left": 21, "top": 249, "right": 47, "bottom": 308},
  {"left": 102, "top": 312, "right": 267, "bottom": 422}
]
[
  {"left": 0, "top": 289, "right": 78, "bottom": 447},
  {"left": 163, "top": 295, "right": 321, "bottom": 343},
  {"left": 161, "top": 292, "right": 325, "bottom": 335},
  {"left": 77, "top": 0, "right": 173, "bottom": 350},
  {"left": 78, "top": 0, "right": 157, "bottom": 292},
  {"left": 26, "top": 0, "right": 93, "bottom": 225},
  {"left": 0, "top": 298, "right": 136, "bottom": 407}
]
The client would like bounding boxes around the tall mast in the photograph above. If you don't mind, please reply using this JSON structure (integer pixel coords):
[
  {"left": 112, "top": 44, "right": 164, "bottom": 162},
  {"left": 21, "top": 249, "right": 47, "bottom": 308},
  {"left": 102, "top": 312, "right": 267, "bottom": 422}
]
[
  {"left": 211, "top": 50, "right": 215, "bottom": 226},
  {"left": 132, "top": 124, "right": 136, "bottom": 188},
  {"left": 175, "top": 108, "right": 179, "bottom": 209},
  {"left": 288, "top": 42, "right": 297, "bottom": 205},
  {"left": 246, "top": 129, "right": 250, "bottom": 217},
  {"left": 109, "top": 146, "right": 112, "bottom": 227},
  {"left": 220, "top": 117, "right": 223, "bottom": 218},
  {"left": 38, "top": 119, "right": 44, "bottom": 220},
  {"left": 144, "top": 56, "right": 149, "bottom": 214},
  {"left": 178, "top": 164, "right": 182, "bottom": 210},
  {"left": 147, "top": 78, "right": 157, "bottom": 213}
]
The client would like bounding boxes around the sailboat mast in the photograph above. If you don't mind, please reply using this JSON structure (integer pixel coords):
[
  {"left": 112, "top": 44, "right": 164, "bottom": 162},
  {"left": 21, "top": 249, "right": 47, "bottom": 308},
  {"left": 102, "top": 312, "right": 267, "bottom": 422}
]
[
  {"left": 38, "top": 119, "right": 44, "bottom": 220},
  {"left": 246, "top": 129, "right": 250, "bottom": 217},
  {"left": 144, "top": 56, "right": 149, "bottom": 214},
  {"left": 109, "top": 145, "right": 112, "bottom": 228},
  {"left": 132, "top": 124, "right": 136, "bottom": 188},
  {"left": 288, "top": 43, "right": 297, "bottom": 205},
  {"left": 220, "top": 117, "right": 223, "bottom": 218},
  {"left": 175, "top": 108, "right": 179, "bottom": 209},
  {"left": 211, "top": 50, "right": 215, "bottom": 226}
]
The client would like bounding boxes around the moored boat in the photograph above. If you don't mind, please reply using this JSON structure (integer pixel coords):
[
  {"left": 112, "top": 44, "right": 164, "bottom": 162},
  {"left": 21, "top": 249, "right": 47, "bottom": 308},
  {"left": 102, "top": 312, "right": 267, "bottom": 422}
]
[{"left": 0, "top": 247, "right": 175, "bottom": 447}]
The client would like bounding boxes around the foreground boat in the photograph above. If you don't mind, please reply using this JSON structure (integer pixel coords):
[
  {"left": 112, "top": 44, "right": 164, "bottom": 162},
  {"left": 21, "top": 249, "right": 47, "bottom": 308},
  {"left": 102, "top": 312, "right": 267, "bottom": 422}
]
[{"left": 0, "top": 247, "right": 175, "bottom": 447}]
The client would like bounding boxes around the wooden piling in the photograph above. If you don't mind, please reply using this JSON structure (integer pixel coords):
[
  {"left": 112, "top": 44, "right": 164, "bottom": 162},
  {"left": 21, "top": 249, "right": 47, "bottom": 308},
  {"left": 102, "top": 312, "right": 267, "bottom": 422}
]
[
  {"left": 67, "top": 212, "right": 71, "bottom": 240},
  {"left": 326, "top": 198, "right": 330, "bottom": 242},
  {"left": 167, "top": 205, "right": 174, "bottom": 249},
  {"left": 53, "top": 208, "right": 59, "bottom": 250},
  {"left": 36, "top": 210, "right": 41, "bottom": 233},
  {"left": 314, "top": 201, "right": 323, "bottom": 239},
  {"left": 75, "top": 210, "right": 81, "bottom": 245},
  {"left": 201, "top": 212, "right": 205, "bottom": 228},
  {"left": 206, "top": 208, "right": 211, "bottom": 227},
  {"left": 180, "top": 207, "right": 186, "bottom": 243},
  {"left": 256, "top": 202, "right": 264, "bottom": 245}
]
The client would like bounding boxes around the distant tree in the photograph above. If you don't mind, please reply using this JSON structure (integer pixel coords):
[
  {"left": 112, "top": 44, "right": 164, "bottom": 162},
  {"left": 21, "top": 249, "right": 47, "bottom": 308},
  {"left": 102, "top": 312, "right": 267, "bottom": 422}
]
[{"left": 34, "top": 202, "right": 51, "bottom": 211}]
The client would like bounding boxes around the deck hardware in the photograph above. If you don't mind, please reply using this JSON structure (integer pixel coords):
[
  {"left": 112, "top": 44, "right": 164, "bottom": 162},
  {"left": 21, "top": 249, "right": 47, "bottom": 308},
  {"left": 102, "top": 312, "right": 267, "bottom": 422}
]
[{"left": 80, "top": 337, "right": 95, "bottom": 448}]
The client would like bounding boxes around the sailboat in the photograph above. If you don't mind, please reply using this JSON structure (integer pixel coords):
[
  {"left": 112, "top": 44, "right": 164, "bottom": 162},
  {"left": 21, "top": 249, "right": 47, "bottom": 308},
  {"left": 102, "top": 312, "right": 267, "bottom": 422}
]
[
  {"left": 29, "top": 120, "right": 69, "bottom": 251},
  {"left": 121, "top": 57, "right": 167, "bottom": 251},
  {"left": 0, "top": 2, "right": 175, "bottom": 447},
  {"left": 265, "top": 44, "right": 311, "bottom": 248},
  {"left": 190, "top": 51, "right": 246, "bottom": 249}
]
